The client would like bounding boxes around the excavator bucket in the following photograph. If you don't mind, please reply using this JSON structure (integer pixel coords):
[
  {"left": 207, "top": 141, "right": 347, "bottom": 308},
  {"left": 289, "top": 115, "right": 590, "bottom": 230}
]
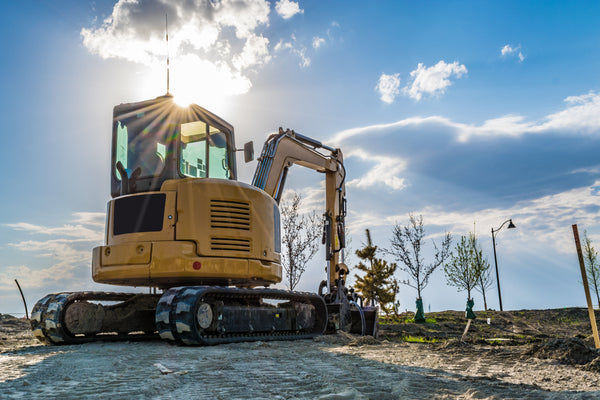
[
  {"left": 350, "top": 306, "right": 379, "bottom": 336},
  {"left": 325, "top": 297, "right": 379, "bottom": 337}
]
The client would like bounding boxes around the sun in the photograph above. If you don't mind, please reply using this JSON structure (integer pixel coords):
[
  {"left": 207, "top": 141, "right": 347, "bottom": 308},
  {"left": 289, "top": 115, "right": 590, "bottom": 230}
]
[
  {"left": 136, "top": 55, "right": 250, "bottom": 114},
  {"left": 168, "top": 55, "right": 250, "bottom": 113}
]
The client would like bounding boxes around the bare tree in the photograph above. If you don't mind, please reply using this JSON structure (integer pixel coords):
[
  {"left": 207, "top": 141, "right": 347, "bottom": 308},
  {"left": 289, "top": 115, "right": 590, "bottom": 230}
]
[
  {"left": 583, "top": 231, "right": 600, "bottom": 308},
  {"left": 471, "top": 234, "right": 493, "bottom": 310},
  {"left": 280, "top": 192, "right": 321, "bottom": 290},
  {"left": 388, "top": 214, "right": 452, "bottom": 300}
]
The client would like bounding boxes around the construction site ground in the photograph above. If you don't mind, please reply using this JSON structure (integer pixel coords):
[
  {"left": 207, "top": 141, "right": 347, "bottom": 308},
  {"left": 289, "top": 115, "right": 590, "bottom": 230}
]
[{"left": 2, "top": 308, "right": 600, "bottom": 399}]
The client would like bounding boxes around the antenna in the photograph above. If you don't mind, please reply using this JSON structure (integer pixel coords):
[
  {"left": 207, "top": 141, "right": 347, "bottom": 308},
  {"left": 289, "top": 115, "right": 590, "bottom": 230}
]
[{"left": 166, "top": 14, "right": 170, "bottom": 95}]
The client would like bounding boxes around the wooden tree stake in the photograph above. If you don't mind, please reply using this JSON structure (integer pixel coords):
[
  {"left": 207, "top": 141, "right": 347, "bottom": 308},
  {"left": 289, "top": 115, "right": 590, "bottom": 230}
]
[
  {"left": 572, "top": 224, "right": 600, "bottom": 349},
  {"left": 461, "top": 319, "right": 472, "bottom": 342}
]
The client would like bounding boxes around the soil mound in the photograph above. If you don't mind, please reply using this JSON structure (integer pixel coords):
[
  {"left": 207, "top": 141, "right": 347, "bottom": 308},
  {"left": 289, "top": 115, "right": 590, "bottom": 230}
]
[
  {"left": 0, "top": 314, "right": 29, "bottom": 329},
  {"left": 526, "top": 337, "right": 599, "bottom": 366},
  {"left": 0, "top": 314, "right": 38, "bottom": 350}
]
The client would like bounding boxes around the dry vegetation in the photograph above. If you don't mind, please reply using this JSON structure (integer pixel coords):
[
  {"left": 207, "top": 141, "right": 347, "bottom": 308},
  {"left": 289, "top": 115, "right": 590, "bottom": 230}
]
[{"left": 380, "top": 308, "right": 599, "bottom": 345}]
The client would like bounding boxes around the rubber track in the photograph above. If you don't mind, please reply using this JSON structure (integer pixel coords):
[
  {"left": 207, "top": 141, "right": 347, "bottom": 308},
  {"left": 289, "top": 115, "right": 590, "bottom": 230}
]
[
  {"left": 30, "top": 292, "right": 159, "bottom": 345},
  {"left": 156, "top": 286, "right": 327, "bottom": 346}
]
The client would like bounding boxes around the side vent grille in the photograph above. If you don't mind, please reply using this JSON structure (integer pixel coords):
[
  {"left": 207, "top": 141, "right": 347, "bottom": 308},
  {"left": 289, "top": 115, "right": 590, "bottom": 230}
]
[
  {"left": 210, "top": 200, "right": 251, "bottom": 231},
  {"left": 211, "top": 237, "right": 251, "bottom": 252}
]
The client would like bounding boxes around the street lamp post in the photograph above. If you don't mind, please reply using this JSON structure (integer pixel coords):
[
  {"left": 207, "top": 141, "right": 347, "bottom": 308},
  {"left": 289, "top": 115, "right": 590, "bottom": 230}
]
[{"left": 491, "top": 219, "right": 516, "bottom": 311}]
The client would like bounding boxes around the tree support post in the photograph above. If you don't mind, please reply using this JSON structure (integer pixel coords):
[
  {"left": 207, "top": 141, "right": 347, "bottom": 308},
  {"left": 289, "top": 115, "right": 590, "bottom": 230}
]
[{"left": 572, "top": 224, "right": 600, "bottom": 349}]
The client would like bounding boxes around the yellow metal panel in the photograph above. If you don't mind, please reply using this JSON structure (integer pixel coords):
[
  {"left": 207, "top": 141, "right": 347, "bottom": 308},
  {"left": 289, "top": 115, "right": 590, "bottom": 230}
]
[
  {"left": 175, "top": 178, "right": 280, "bottom": 264},
  {"left": 92, "top": 245, "right": 151, "bottom": 286},
  {"left": 248, "top": 259, "right": 281, "bottom": 282},
  {"left": 149, "top": 241, "right": 249, "bottom": 280},
  {"left": 101, "top": 242, "right": 152, "bottom": 266},
  {"left": 92, "top": 241, "right": 281, "bottom": 288},
  {"left": 93, "top": 178, "right": 283, "bottom": 288}
]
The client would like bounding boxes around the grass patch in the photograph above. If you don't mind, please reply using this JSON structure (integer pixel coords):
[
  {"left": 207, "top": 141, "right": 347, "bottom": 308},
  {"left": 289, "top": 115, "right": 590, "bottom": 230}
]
[
  {"left": 555, "top": 316, "right": 579, "bottom": 325},
  {"left": 401, "top": 335, "right": 442, "bottom": 343},
  {"left": 403, "top": 317, "right": 437, "bottom": 324},
  {"left": 379, "top": 316, "right": 437, "bottom": 324}
]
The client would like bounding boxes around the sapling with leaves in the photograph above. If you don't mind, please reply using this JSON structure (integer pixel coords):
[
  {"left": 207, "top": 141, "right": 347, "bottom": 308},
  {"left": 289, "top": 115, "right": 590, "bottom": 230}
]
[
  {"left": 583, "top": 230, "right": 600, "bottom": 309},
  {"left": 444, "top": 233, "right": 484, "bottom": 314}
]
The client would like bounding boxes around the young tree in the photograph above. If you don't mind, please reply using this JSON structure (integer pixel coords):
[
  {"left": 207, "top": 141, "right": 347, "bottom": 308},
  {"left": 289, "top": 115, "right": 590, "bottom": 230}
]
[
  {"left": 388, "top": 214, "right": 452, "bottom": 319},
  {"left": 471, "top": 234, "right": 493, "bottom": 310},
  {"left": 354, "top": 229, "right": 399, "bottom": 314},
  {"left": 280, "top": 192, "right": 321, "bottom": 290},
  {"left": 444, "top": 234, "right": 482, "bottom": 302},
  {"left": 583, "top": 231, "right": 600, "bottom": 308}
]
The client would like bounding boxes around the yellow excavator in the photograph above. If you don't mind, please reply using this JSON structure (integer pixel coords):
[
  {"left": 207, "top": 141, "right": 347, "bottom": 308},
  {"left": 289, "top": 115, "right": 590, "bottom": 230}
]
[{"left": 30, "top": 94, "right": 377, "bottom": 345}]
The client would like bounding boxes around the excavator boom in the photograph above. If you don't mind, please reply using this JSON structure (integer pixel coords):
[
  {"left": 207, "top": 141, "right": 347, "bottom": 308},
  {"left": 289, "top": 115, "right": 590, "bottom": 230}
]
[
  {"left": 252, "top": 128, "right": 376, "bottom": 335},
  {"left": 253, "top": 129, "right": 346, "bottom": 288}
]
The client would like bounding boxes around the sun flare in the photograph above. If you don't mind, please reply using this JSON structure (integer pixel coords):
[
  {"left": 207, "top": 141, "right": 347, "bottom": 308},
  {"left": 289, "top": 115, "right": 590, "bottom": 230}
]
[{"left": 137, "top": 55, "right": 249, "bottom": 114}]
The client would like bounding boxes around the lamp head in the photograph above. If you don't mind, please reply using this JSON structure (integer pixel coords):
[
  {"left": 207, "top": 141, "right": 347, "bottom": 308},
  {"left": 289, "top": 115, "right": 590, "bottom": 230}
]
[{"left": 507, "top": 219, "right": 516, "bottom": 229}]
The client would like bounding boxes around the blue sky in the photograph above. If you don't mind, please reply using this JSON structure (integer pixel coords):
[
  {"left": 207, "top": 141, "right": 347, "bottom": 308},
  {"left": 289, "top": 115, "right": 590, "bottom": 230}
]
[{"left": 2, "top": 0, "right": 600, "bottom": 315}]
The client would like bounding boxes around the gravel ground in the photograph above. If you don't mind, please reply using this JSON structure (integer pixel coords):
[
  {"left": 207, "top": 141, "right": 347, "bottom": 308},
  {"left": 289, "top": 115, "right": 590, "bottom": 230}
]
[{"left": 2, "top": 318, "right": 600, "bottom": 400}]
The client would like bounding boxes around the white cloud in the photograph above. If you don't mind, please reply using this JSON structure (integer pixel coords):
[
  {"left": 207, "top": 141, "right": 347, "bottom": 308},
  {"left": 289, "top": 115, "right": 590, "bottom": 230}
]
[
  {"left": 0, "top": 213, "right": 105, "bottom": 290},
  {"left": 330, "top": 116, "right": 458, "bottom": 145},
  {"left": 5, "top": 221, "right": 103, "bottom": 241},
  {"left": 501, "top": 44, "right": 525, "bottom": 62},
  {"left": 565, "top": 92, "right": 598, "bottom": 105},
  {"left": 71, "top": 212, "right": 106, "bottom": 227},
  {"left": 325, "top": 90, "right": 600, "bottom": 241},
  {"left": 275, "top": 0, "right": 304, "bottom": 19},
  {"left": 376, "top": 73, "right": 401, "bottom": 104},
  {"left": 9, "top": 239, "right": 91, "bottom": 260},
  {"left": 274, "top": 35, "right": 311, "bottom": 68},
  {"left": 346, "top": 180, "right": 600, "bottom": 259},
  {"left": 331, "top": 91, "right": 600, "bottom": 143},
  {"left": 532, "top": 91, "right": 600, "bottom": 134},
  {"left": 233, "top": 34, "right": 271, "bottom": 69},
  {"left": 81, "top": 0, "right": 272, "bottom": 100},
  {"left": 0, "top": 263, "right": 83, "bottom": 290},
  {"left": 312, "top": 36, "right": 325, "bottom": 49},
  {"left": 345, "top": 149, "right": 407, "bottom": 191},
  {"left": 501, "top": 44, "right": 514, "bottom": 56},
  {"left": 404, "top": 60, "right": 467, "bottom": 101}
]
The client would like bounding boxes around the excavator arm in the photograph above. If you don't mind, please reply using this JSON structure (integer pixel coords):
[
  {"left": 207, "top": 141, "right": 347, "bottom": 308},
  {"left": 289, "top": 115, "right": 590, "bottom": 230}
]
[
  {"left": 252, "top": 128, "right": 347, "bottom": 295},
  {"left": 252, "top": 128, "right": 376, "bottom": 335}
]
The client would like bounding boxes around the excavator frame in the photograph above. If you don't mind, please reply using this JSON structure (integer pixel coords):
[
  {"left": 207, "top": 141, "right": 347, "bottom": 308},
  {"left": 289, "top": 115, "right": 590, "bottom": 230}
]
[{"left": 30, "top": 95, "right": 377, "bottom": 345}]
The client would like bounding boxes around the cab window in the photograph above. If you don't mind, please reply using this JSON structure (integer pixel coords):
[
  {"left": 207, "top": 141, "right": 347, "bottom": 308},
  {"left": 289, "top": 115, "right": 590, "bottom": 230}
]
[
  {"left": 180, "top": 121, "right": 230, "bottom": 179},
  {"left": 114, "top": 114, "right": 171, "bottom": 181}
]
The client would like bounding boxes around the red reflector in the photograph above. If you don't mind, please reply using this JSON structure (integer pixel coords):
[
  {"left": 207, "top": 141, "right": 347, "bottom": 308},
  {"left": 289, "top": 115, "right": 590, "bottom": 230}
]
[{"left": 193, "top": 261, "right": 201, "bottom": 270}]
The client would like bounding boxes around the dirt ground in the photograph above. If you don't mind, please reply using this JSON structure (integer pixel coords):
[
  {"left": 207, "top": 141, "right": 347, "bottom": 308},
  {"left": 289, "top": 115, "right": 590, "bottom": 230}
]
[{"left": 2, "top": 309, "right": 600, "bottom": 399}]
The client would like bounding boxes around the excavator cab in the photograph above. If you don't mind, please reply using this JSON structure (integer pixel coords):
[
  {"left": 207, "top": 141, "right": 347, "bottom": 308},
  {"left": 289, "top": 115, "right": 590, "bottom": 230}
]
[{"left": 110, "top": 94, "right": 237, "bottom": 198}]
